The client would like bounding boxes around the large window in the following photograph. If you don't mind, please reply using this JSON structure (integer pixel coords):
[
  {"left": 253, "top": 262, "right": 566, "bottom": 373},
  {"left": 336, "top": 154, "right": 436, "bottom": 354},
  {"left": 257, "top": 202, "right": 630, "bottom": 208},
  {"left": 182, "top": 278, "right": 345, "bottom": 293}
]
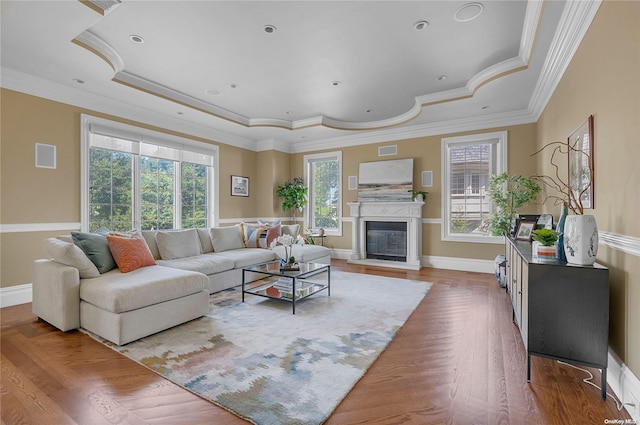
[
  {"left": 304, "top": 151, "right": 342, "bottom": 235},
  {"left": 441, "top": 131, "right": 507, "bottom": 243},
  {"left": 81, "top": 115, "right": 218, "bottom": 232}
]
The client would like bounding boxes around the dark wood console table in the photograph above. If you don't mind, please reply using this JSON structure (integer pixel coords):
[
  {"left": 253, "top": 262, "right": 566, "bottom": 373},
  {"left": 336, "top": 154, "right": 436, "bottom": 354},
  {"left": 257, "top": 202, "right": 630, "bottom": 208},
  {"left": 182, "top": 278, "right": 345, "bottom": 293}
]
[{"left": 505, "top": 237, "right": 609, "bottom": 399}]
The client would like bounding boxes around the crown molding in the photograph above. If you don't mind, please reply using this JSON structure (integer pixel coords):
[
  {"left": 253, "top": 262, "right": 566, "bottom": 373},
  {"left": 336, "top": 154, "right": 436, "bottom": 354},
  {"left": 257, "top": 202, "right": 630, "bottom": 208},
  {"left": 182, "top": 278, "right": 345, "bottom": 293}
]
[
  {"left": 520, "top": 0, "right": 544, "bottom": 62},
  {"left": 0, "top": 67, "right": 257, "bottom": 151},
  {"left": 528, "top": 0, "right": 602, "bottom": 119},
  {"left": 256, "top": 138, "right": 292, "bottom": 153},
  {"left": 81, "top": 0, "right": 121, "bottom": 15},
  {"left": 290, "top": 109, "right": 536, "bottom": 154}
]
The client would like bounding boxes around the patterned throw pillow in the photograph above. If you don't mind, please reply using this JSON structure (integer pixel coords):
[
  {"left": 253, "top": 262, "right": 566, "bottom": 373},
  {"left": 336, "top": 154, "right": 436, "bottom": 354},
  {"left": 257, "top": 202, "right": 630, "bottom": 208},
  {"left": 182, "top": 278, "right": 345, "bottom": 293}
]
[
  {"left": 242, "top": 222, "right": 281, "bottom": 248},
  {"left": 106, "top": 232, "right": 156, "bottom": 273},
  {"left": 241, "top": 223, "right": 262, "bottom": 248}
]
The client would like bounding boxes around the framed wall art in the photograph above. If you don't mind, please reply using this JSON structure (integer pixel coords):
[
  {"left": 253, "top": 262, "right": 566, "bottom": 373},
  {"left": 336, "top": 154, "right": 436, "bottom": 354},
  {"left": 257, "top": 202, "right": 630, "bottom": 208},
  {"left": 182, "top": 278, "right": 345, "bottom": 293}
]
[
  {"left": 357, "top": 158, "right": 413, "bottom": 201},
  {"left": 231, "top": 175, "right": 249, "bottom": 197},
  {"left": 568, "top": 115, "right": 594, "bottom": 210}
]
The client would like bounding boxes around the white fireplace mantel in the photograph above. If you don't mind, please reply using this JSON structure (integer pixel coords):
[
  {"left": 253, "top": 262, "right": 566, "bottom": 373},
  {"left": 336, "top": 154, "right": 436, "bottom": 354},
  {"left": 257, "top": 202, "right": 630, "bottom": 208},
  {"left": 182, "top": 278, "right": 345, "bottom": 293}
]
[{"left": 347, "top": 201, "right": 425, "bottom": 270}]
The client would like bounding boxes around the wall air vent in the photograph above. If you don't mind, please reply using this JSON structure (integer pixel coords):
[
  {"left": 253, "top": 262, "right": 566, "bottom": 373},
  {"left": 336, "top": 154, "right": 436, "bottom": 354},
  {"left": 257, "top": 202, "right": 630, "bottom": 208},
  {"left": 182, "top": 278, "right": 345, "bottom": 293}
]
[
  {"left": 422, "top": 170, "right": 433, "bottom": 187},
  {"left": 378, "top": 145, "right": 397, "bottom": 156},
  {"left": 348, "top": 176, "right": 358, "bottom": 190},
  {"left": 35, "top": 143, "right": 56, "bottom": 169}
]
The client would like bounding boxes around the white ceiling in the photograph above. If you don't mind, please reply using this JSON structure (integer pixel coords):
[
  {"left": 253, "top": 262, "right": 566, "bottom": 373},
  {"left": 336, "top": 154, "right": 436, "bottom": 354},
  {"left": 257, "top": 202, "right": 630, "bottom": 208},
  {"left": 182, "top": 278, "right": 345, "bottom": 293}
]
[{"left": 0, "top": 1, "right": 601, "bottom": 152}]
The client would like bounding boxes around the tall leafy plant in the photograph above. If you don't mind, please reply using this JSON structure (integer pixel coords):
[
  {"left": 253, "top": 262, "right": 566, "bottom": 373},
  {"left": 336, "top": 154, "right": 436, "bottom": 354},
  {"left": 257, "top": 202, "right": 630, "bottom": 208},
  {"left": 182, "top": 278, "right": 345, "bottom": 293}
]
[
  {"left": 487, "top": 173, "right": 541, "bottom": 236},
  {"left": 530, "top": 140, "right": 591, "bottom": 214},
  {"left": 276, "top": 177, "right": 308, "bottom": 221}
]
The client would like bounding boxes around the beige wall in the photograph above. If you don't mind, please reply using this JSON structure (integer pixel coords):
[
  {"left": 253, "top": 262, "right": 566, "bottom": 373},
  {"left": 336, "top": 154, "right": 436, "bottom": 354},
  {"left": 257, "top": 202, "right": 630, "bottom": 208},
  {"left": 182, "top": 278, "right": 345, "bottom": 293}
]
[
  {"left": 256, "top": 150, "right": 291, "bottom": 219},
  {"left": 292, "top": 123, "right": 538, "bottom": 260},
  {"left": 0, "top": 89, "right": 260, "bottom": 287},
  {"left": 536, "top": 0, "right": 639, "bottom": 375},
  {"left": 217, "top": 143, "right": 259, "bottom": 220}
]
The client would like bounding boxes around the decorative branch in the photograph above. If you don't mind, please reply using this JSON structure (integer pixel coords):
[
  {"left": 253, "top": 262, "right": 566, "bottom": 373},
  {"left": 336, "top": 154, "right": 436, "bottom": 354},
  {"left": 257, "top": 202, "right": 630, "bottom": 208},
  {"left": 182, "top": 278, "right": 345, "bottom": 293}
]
[{"left": 530, "top": 140, "right": 592, "bottom": 215}]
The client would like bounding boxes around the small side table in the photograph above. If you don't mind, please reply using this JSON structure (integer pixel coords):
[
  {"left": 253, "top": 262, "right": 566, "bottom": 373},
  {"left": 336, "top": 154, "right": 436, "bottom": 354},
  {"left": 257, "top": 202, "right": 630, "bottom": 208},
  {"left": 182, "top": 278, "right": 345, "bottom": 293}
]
[{"left": 306, "top": 234, "right": 326, "bottom": 246}]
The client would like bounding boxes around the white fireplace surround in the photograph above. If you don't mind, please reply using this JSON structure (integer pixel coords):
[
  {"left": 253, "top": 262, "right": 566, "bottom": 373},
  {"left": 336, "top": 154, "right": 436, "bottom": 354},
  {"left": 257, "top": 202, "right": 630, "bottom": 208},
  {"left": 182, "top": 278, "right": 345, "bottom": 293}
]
[{"left": 347, "top": 201, "right": 425, "bottom": 270}]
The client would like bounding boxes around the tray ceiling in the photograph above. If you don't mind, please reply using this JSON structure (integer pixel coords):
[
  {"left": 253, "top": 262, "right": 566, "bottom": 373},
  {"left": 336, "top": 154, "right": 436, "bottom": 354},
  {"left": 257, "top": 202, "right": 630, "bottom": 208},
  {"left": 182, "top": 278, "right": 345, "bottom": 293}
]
[{"left": 0, "top": 1, "right": 599, "bottom": 151}]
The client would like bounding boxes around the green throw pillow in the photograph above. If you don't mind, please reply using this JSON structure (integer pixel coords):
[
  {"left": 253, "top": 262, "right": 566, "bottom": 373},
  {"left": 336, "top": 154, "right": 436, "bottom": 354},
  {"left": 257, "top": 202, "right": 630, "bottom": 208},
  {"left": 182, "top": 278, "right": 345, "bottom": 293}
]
[{"left": 71, "top": 231, "right": 117, "bottom": 274}]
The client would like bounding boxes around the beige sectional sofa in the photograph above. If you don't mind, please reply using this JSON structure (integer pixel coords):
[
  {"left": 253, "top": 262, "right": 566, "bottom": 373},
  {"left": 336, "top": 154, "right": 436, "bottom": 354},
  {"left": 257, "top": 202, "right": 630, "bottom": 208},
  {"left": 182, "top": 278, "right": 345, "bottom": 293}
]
[{"left": 32, "top": 224, "right": 330, "bottom": 345}]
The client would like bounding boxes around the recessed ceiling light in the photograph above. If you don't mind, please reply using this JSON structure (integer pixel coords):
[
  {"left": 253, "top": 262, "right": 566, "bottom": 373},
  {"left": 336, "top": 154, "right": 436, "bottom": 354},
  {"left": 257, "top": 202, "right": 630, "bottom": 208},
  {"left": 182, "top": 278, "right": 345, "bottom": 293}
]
[
  {"left": 129, "top": 34, "right": 144, "bottom": 43},
  {"left": 331, "top": 81, "right": 341, "bottom": 87},
  {"left": 286, "top": 111, "right": 292, "bottom": 115},
  {"left": 454, "top": 2, "right": 484, "bottom": 23},
  {"left": 414, "top": 21, "right": 429, "bottom": 30},
  {"left": 205, "top": 88, "right": 221, "bottom": 96},
  {"left": 72, "top": 78, "right": 85, "bottom": 84},
  {"left": 264, "top": 25, "right": 277, "bottom": 33},
  {"left": 436, "top": 75, "right": 447, "bottom": 81}
]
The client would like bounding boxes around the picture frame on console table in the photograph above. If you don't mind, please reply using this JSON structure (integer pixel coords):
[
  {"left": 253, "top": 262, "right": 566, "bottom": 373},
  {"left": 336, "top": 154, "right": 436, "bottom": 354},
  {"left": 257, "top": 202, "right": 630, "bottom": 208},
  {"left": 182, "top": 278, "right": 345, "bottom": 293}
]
[
  {"left": 515, "top": 220, "right": 536, "bottom": 241},
  {"left": 231, "top": 175, "right": 249, "bottom": 197}
]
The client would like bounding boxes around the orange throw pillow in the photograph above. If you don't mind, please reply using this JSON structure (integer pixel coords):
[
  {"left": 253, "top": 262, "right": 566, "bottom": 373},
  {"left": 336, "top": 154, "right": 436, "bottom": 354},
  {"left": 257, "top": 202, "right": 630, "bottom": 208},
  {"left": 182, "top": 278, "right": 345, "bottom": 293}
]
[{"left": 107, "top": 232, "right": 156, "bottom": 273}]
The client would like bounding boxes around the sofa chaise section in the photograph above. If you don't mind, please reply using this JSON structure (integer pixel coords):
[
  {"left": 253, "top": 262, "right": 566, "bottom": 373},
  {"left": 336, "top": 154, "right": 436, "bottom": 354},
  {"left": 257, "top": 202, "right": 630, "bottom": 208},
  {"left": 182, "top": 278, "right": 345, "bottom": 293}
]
[{"left": 33, "top": 259, "right": 209, "bottom": 345}]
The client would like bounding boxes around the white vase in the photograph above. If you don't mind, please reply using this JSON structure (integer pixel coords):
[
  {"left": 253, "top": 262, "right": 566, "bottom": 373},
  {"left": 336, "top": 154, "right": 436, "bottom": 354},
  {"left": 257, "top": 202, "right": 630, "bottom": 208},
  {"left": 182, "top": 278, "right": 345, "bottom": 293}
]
[{"left": 563, "top": 215, "right": 598, "bottom": 265}]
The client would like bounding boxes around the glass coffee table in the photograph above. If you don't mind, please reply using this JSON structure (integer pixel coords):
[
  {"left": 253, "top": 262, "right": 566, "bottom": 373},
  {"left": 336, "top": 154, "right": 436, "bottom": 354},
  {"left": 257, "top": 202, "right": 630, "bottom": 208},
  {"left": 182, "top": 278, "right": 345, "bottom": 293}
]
[{"left": 242, "top": 261, "right": 330, "bottom": 314}]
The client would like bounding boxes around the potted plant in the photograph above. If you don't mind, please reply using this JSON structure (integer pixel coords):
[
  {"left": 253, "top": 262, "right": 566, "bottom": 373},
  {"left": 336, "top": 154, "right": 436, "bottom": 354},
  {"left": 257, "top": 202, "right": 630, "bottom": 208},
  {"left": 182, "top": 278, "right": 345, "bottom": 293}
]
[
  {"left": 275, "top": 177, "right": 308, "bottom": 222},
  {"left": 531, "top": 228, "right": 558, "bottom": 262},
  {"left": 408, "top": 189, "right": 428, "bottom": 202},
  {"left": 486, "top": 173, "right": 541, "bottom": 237}
]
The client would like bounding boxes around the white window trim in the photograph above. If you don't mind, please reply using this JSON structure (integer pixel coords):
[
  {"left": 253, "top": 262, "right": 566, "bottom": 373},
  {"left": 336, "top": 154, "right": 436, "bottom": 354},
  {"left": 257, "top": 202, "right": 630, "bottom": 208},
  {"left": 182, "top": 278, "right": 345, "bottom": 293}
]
[
  {"left": 80, "top": 114, "right": 219, "bottom": 232},
  {"left": 303, "top": 151, "right": 342, "bottom": 236},
  {"left": 441, "top": 131, "right": 507, "bottom": 244}
]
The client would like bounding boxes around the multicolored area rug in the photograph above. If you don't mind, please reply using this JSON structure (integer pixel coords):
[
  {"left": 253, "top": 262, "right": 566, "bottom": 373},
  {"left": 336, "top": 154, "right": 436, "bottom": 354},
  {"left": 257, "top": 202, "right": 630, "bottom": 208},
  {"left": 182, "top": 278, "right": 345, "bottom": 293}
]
[{"left": 91, "top": 271, "right": 431, "bottom": 425}]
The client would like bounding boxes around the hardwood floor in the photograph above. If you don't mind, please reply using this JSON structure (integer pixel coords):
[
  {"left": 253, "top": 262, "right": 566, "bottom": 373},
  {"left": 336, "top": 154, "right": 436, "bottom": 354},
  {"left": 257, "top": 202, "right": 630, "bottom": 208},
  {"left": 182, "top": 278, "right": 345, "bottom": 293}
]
[{"left": 1, "top": 260, "right": 630, "bottom": 424}]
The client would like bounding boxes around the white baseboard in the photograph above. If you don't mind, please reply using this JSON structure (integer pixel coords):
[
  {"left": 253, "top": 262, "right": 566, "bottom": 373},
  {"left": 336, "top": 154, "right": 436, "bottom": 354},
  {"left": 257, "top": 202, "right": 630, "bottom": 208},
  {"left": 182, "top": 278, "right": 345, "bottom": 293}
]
[
  {"left": 422, "top": 255, "right": 495, "bottom": 274},
  {"left": 608, "top": 349, "right": 640, "bottom": 421},
  {"left": 330, "top": 249, "right": 495, "bottom": 274},
  {"left": 0, "top": 283, "right": 32, "bottom": 308}
]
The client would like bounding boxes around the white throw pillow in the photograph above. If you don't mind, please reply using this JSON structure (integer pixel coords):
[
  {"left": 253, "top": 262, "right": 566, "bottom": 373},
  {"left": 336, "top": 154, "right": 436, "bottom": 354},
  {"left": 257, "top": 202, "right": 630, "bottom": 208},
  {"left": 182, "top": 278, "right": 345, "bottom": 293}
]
[
  {"left": 197, "top": 228, "right": 214, "bottom": 253},
  {"left": 156, "top": 229, "right": 201, "bottom": 260},
  {"left": 210, "top": 226, "right": 244, "bottom": 252},
  {"left": 281, "top": 224, "right": 300, "bottom": 238},
  {"left": 44, "top": 237, "right": 100, "bottom": 278}
]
